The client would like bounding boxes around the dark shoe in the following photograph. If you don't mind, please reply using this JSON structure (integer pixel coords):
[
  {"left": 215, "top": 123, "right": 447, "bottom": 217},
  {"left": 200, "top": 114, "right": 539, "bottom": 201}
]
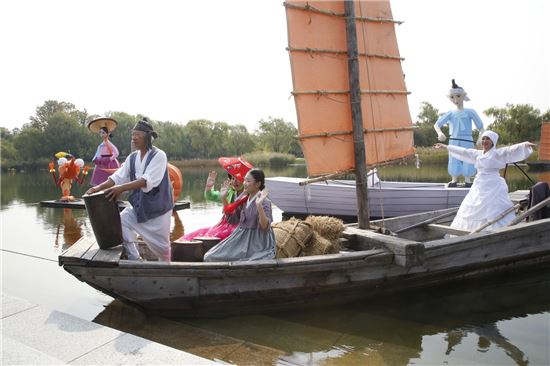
[
  {"left": 464, "top": 182, "right": 473, "bottom": 188},
  {"left": 448, "top": 181, "right": 458, "bottom": 188}
]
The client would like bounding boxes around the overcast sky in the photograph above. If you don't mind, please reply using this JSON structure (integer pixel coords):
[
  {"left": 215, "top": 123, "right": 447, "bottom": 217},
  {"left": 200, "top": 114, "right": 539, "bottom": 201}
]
[{"left": 1, "top": 0, "right": 548, "bottom": 132}]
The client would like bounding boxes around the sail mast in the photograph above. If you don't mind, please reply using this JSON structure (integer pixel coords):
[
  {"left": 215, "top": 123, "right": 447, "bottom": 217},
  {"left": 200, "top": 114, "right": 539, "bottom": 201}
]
[{"left": 344, "top": 1, "right": 370, "bottom": 229}]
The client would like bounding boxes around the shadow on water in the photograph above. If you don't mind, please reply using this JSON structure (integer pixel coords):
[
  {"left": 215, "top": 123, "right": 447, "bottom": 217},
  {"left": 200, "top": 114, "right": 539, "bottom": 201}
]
[{"left": 93, "top": 267, "right": 550, "bottom": 366}]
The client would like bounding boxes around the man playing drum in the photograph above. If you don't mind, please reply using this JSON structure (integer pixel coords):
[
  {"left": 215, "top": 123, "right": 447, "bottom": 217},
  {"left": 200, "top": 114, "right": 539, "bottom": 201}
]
[{"left": 86, "top": 118, "right": 173, "bottom": 261}]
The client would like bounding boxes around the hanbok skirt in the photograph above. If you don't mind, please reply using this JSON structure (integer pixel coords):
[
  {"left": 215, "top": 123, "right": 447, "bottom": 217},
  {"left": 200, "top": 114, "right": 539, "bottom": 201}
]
[
  {"left": 180, "top": 216, "right": 238, "bottom": 241},
  {"left": 203, "top": 226, "right": 276, "bottom": 262},
  {"left": 451, "top": 173, "right": 515, "bottom": 232},
  {"left": 90, "top": 158, "right": 120, "bottom": 186}
]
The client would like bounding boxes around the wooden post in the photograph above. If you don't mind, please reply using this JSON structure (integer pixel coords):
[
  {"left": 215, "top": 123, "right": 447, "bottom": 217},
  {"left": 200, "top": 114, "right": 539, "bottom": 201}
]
[{"left": 344, "top": 1, "right": 370, "bottom": 229}]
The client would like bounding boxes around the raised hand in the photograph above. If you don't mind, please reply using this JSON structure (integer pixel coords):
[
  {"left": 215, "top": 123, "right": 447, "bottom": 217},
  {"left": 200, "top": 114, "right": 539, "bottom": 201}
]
[
  {"left": 256, "top": 189, "right": 269, "bottom": 206},
  {"left": 205, "top": 171, "right": 217, "bottom": 190}
]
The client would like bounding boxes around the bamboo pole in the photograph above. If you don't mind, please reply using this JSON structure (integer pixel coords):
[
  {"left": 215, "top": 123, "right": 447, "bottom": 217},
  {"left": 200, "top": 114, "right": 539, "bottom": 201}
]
[
  {"left": 298, "top": 170, "right": 355, "bottom": 186},
  {"left": 394, "top": 208, "right": 459, "bottom": 234},
  {"left": 286, "top": 47, "right": 404, "bottom": 60},
  {"left": 470, "top": 203, "right": 520, "bottom": 233},
  {"left": 345, "top": 1, "right": 369, "bottom": 229},
  {"left": 283, "top": 2, "right": 403, "bottom": 24}
]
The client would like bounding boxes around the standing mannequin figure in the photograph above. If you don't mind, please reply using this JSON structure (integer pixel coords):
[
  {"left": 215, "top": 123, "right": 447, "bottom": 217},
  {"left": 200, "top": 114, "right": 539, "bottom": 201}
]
[{"left": 434, "top": 80, "right": 485, "bottom": 187}]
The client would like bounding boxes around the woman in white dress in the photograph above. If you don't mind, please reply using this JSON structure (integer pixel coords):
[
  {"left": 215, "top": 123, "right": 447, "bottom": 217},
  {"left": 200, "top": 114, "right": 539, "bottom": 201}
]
[{"left": 435, "top": 130, "right": 536, "bottom": 232}]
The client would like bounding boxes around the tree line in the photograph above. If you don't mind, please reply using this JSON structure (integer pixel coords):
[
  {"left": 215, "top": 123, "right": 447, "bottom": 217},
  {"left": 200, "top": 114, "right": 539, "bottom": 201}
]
[
  {"left": 2, "top": 100, "right": 547, "bottom": 169},
  {"left": 413, "top": 102, "right": 549, "bottom": 147},
  {"left": 1, "top": 100, "right": 302, "bottom": 169}
]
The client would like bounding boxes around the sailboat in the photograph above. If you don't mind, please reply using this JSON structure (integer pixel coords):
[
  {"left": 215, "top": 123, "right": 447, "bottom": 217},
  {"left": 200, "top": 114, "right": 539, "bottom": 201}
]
[
  {"left": 58, "top": 1, "right": 550, "bottom": 318},
  {"left": 265, "top": 1, "right": 469, "bottom": 219}
]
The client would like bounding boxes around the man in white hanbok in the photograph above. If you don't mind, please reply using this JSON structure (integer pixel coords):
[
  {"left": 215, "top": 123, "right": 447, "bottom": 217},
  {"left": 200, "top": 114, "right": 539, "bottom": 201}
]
[
  {"left": 86, "top": 118, "right": 173, "bottom": 261},
  {"left": 435, "top": 131, "right": 536, "bottom": 232}
]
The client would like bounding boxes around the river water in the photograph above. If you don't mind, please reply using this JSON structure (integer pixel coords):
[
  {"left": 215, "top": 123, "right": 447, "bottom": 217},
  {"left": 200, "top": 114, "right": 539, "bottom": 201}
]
[{"left": 2, "top": 164, "right": 549, "bottom": 365}]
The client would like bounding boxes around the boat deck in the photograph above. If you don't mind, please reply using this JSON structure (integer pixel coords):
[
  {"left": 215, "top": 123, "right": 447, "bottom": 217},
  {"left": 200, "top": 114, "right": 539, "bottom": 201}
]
[{"left": 40, "top": 199, "right": 190, "bottom": 211}]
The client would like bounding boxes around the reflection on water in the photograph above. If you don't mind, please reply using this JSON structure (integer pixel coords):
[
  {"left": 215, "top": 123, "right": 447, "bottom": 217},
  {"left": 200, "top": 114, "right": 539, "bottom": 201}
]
[
  {"left": 2, "top": 165, "right": 550, "bottom": 366},
  {"left": 92, "top": 268, "right": 550, "bottom": 365},
  {"left": 54, "top": 208, "right": 83, "bottom": 249}
]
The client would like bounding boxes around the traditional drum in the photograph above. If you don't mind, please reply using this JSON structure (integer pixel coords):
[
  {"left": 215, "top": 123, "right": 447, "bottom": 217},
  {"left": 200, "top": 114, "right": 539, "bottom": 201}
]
[
  {"left": 171, "top": 240, "right": 203, "bottom": 262},
  {"left": 83, "top": 191, "right": 123, "bottom": 249}
]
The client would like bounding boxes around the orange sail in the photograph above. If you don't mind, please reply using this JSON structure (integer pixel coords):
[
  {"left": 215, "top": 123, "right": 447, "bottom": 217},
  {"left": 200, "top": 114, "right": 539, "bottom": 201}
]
[{"left": 285, "top": 0, "right": 415, "bottom": 176}]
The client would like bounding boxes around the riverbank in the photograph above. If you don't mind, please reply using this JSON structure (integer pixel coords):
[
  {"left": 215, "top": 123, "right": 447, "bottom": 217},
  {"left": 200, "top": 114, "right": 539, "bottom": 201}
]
[{"left": 1, "top": 293, "right": 219, "bottom": 365}]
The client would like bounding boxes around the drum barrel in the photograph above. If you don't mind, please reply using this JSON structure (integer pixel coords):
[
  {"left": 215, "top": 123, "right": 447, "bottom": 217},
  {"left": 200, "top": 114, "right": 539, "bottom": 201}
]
[{"left": 83, "top": 191, "right": 123, "bottom": 249}]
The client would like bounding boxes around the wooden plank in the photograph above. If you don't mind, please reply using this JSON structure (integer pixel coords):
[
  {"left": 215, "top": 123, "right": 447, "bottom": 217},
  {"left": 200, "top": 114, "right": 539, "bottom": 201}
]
[
  {"left": 58, "top": 236, "right": 96, "bottom": 265},
  {"left": 344, "top": 227, "right": 424, "bottom": 267},
  {"left": 41, "top": 200, "right": 190, "bottom": 211},
  {"left": 427, "top": 223, "right": 470, "bottom": 236},
  {"left": 91, "top": 245, "right": 123, "bottom": 265},
  {"left": 81, "top": 241, "right": 101, "bottom": 262}
]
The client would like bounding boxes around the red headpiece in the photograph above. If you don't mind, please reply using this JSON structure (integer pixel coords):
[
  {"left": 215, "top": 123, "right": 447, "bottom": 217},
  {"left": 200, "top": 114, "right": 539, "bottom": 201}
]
[{"left": 218, "top": 157, "right": 253, "bottom": 183}]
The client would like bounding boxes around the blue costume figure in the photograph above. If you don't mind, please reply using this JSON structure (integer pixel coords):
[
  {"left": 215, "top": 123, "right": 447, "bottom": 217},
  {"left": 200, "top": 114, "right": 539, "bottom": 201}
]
[{"left": 434, "top": 80, "right": 485, "bottom": 187}]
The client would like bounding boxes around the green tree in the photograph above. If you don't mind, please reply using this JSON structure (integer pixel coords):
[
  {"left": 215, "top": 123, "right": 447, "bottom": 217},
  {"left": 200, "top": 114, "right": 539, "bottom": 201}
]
[
  {"left": 0, "top": 127, "right": 18, "bottom": 167},
  {"left": 223, "top": 124, "right": 256, "bottom": 156},
  {"left": 484, "top": 104, "right": 546, "bottom": 144},
  {"left": 256, "top": 117, "right": 297, "bottom": 153},
  {"left": 155, "top": 121, "right": 187, "bottom": 160},
  {"left": 413, "top": 102, "right": 445, "bottom": 147},
  {"left": 29, "top": 100, "right": 88, "bottom": 131},
  {"left": 183, "top": 119, "right": 215, "bottom": 158}
]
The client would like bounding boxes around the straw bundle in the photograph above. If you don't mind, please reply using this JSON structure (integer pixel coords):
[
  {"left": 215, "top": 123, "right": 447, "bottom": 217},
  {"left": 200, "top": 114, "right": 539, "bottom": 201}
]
[
  {"left": 305, "top": 215, "right": 345, "bottom": 242},
  {"left": 273, "top": 218, "right": 313, "bottom": 258},
  {"left": 302, "top": 231, "right": 341, "bottom": 256}
]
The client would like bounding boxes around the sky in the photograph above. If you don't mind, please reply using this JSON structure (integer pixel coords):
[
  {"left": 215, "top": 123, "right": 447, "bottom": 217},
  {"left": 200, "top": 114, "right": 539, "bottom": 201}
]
[{"left": 1, "top": 0, "right": 548, "bottom": 132}]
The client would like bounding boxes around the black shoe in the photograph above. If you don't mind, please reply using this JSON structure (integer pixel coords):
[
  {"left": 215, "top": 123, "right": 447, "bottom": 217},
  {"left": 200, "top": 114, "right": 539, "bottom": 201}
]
[
  {"left": 448, "top": 181, "right": 458, "bottom": 188},
  {"left": 464, "top": 182, "right": 473, "bottom": 188}
]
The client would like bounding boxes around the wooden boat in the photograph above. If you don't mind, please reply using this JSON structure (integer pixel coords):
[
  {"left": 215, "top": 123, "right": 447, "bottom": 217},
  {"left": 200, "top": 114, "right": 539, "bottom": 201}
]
[
  {"left": 58, "top": 192, "right": 550, "bottom": 317},
  {"left": 58, "top": 1, "right": 550, "bottom": 318},
  {"left": 266, "top": 177, "right": 469, "bottom": 218}
]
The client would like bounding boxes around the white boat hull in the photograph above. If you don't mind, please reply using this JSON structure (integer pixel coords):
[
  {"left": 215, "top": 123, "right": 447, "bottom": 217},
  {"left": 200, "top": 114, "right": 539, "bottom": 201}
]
[{"left": 265, "top": 177, "right": 470, "bottom": 218}]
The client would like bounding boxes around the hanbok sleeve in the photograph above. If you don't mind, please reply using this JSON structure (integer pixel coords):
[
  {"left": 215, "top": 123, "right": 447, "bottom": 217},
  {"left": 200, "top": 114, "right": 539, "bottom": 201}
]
[
  {"left": 92, "top": 144, "right": 101, "bottom": 161},
  {"left": 106, "top": 140, "right": 119, "bottom": 159},
  {"left": 469, "top": 109, "right": 484, "bottom": 130},
  {"left": 141, "top": 149, "right": 167, "bottom": 192},
  {"left": 446, "top": 144, "right": 479, "bottom": 164},
  {"left": 260, "top": 199, "right": 273, "bottom": 224},
  {"left": 435, "top": 112, "right": 452, "bottom": 128},
  {"left": 495, "top": 142, "right": 533, "bottom": 163},
  {"left": 204, "top": 189, "right": 221, "bottom": 202},
  {"left": 109, "top": 156, "right": 131, "bottom": 185}
]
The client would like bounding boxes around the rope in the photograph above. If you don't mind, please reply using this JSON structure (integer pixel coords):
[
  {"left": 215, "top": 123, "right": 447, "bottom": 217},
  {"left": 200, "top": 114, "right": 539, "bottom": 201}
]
[
  {"left": 286, "top": 46, "right": 404, "bottom": 60},
  {"left": 1, "top": 248, "right": 58, "bottom": 263},
  {"left": 284, "top": 2, "right": 403, "bottom": 24}
]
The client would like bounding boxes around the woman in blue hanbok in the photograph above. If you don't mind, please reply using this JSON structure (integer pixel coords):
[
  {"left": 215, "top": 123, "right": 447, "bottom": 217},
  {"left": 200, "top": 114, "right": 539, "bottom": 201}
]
[
  {"left": 436, "top": 131, "right": 536, "bottom": 231},
  {"left": 204, "top": 169, "right": 276, "bottom": 262},
  {"left": 434, "top": 80, "right": 485, "bottom": 187}
]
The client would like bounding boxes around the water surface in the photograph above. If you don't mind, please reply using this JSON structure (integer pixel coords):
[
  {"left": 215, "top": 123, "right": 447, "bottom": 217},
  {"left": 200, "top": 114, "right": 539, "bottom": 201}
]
[{"left": 2, "top": 165, "right": 549, "bottom": 365}]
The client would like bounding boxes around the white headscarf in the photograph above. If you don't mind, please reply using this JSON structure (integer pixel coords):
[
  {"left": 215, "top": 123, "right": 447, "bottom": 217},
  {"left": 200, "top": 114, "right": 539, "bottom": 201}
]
[{"left": 481, "top": 130, "right": 499, "bottom": 148}]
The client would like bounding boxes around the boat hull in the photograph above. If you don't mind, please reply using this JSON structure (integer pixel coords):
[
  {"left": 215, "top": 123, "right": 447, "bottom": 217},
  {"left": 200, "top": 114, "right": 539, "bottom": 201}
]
[
  {"left": 265, "top": 177, "right": 469, "bottom": 218},
  {"left": 60, "top": 213, "right": 550, "bottom": 317}
]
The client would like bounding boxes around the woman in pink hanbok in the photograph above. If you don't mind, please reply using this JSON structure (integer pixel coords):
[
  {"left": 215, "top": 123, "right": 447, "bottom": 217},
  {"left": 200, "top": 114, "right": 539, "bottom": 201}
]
[
  {"left": 179, "top": 157, "right": 253, "bottom": 241},
  {"left": 87, "top": 118, "right": 121, "bottom": 186}
]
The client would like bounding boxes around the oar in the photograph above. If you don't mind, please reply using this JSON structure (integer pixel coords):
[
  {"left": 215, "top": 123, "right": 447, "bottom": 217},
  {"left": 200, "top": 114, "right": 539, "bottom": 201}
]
[
  {"left": 507, "top": 196, "right": 550, "bottom": 226},
  {"left": 470, "top": 203, "right": 520, "bottom": 233},
  {"left": 394, "top": 207, "right": 459, "bottom": 234}
]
